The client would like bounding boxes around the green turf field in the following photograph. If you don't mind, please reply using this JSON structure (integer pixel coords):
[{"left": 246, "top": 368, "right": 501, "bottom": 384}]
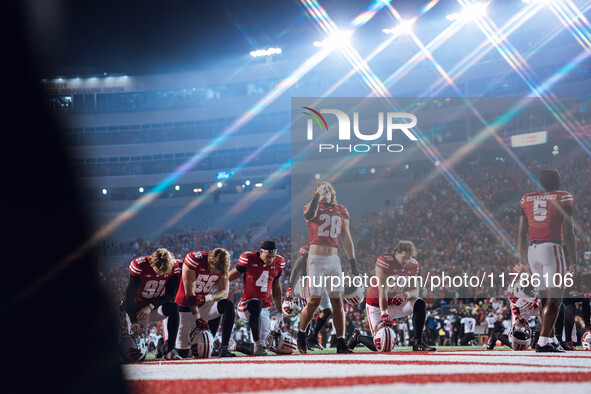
[{"left": 144, "top": 345, "right": 509, "bottom": 360}]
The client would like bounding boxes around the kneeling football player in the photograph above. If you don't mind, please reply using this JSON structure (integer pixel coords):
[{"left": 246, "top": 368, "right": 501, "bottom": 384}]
[
  {"left": 350, "top": 241, "right": 435, "bottom": 352},
  {"left": 229, "top": 240, "right": 285, "bottom": 356},
  {"left": 122, "top": 248, "right": 182, "bottom": 360},
  {"left": 175, "top": 248, "right": 237, "bottom": 357}
]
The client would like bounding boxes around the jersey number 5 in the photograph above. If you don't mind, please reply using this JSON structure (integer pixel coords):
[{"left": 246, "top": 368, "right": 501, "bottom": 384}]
[
  {"left": 533, "top": 200, "right": 547, "bottom": 221},
  {"left": 318, "top": 214, "right": 342, "bottom": 239}
]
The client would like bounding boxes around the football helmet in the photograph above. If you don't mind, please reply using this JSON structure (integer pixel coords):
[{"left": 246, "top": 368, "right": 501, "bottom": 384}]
[
  {"left": 190, "top": 328, "right": 214, "bottom": 358},
  {"left": 373, "top": 321, "right": 397, "bottom": 352},
  {"left": 282, "top": 298, "right": 304, "bottom": 317},
  {"left": 582, "top": 331, "right": 591, "bottom": 350},
  {"left": 509, "top": 319, "right": 532, "bottom": 350},
  {"left": 120, "top": 333, "right": 148, "bottom": 362},
  {"left": 266, "top": 330, "right": 297, "bottom": 354},
  {"left": 344, "top": 280, "right": 364, "bottom": 306}
]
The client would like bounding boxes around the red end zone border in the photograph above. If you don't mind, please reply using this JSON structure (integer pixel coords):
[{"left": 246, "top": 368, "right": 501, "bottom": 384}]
[{"left": 128, "top": 372, "right": 591, "bottom": 394}]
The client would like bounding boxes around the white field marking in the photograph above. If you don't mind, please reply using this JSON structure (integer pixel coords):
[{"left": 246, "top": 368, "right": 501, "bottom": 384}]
[
  {"left": 123, "top": 362, "right": 587, "bottom": 381},
  {"left": 133, "top": 353, "right": 591, "bottom": 368},
  {"left": 253, "top": 382, "right": 591, "bottom": 394}
]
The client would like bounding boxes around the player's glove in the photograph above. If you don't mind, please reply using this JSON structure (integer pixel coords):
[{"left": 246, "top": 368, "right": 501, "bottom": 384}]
[
  {"left": 276, "top": 314, "right": 284, "bottom": 329},
  {"left": 195, "top": 318, "right": 209, "bottom": 330},
  {"left": 390, "top": 292, "right": 408, "bottom": 306},
  {"left": 528, "top": 299, "right": 540, "bottom": 310},
  {"left": 381, "top": 313, "right": 393, "bottom": 327},
  {"left": 196, "top": 294, "right": 206, "bottom": 307}
]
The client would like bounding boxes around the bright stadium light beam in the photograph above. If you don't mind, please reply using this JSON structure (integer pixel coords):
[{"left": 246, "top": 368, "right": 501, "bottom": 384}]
[
  {"left": 313, "top": 30, "right": 353, "bottom": 48},
  {"left": 383, "top": 19, "right": 415, "bottom": 35},
  {"left": 446, "top": 2, "right": 489, "bottom": 21}
]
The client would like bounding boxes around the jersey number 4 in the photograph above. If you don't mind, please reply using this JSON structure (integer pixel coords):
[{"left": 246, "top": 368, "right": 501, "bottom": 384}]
[
  {"left": 318, "top": 214, "right": 342, "bottom": 239},
  {"left": 255, "top": 271, "right": 270, "bottom": 292}
]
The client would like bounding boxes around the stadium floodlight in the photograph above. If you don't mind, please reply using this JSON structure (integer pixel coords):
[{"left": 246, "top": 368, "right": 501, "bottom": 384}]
[
  {"left": 250, "top": 47, "right": 282, "bottom": 57},
  {"left": 313, "top": 30, "right": 353, "bottom": 48},
  {"left": 383, "top": 19, "right": 415, "bottom": 35},
  {"left": 245, "top": 180, "right": 251, "bottom": 186},
  {"left": 446, "top": 2, "right": 488, "bottom": 21},
  {"left": 314, "top": 173, "right": 321, "bottom": 179},
  {"left": 175, "top": 185, "right": 180, "bottom": 191},
  {"left": 139, "top": 187, "right": 144, "bottom": 193},
  {"left": 254, "top": 183, "right": 263, "bottom": 188},
  {"left": 217, "top": 182, "right": 223, "bottom": 188},
  {"left": 102, "top": 189, "right": 108, "bottom": 195}
]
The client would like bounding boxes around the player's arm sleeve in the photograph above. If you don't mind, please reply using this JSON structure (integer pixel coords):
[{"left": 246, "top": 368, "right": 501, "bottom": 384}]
[
  {"left": 151, "top": 275, "right": 179, "bottom": 309},
  {"left": 123, "top": 274, "right": 140, "bottom": 322},
  {"left": 517, "top": 214, "right": 529, "bottom": 269},
  {"left": 235, "top": 253, "right": 249, "bottom": 274},
  {"left": 303, "top": 194, "right": 321, "bottom": 221}
]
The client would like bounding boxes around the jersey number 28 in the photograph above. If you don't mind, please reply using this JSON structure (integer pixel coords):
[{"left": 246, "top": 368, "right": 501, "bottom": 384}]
[{"left": 318, "top": 214, "right": 342, "bottom": 239}]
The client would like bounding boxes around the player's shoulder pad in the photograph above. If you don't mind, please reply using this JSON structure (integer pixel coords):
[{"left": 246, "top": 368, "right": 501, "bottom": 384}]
[
  {"left": 276, "top": 255, "right": 286, "bottom": 268},
  {"left": 558, "top": 190, "right": 574, "bottom": 206},
  {"left": 299, "top": 244, "right": 309, "bottom": 256},
  {"left": 337, "top": 204, "right": 350, "bottom": 217},
  {"left": 129, "top": 256, "right": 147, "bottom": 276},
  {"left": 185, "top": 251, "right": 206, "bottom": 269},
  {"left": 238, "top": 251, "right": 255, "bottom": 266},
  {"left": 376, "top": 253, "right": 394, "bottom": 269}
]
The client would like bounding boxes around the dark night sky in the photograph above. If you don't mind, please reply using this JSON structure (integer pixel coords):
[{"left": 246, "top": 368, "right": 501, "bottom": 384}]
[{"left": 24, "top": 0, "right": 464, "bottom": 77}]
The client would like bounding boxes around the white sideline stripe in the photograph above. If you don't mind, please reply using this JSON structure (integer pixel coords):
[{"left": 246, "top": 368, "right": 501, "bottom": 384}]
[
  {"left": 253, "top": 382, "right": 589, "bottom": 394},
  {"left": 122, "top": 363, "right": 586, "bottom": 381}
]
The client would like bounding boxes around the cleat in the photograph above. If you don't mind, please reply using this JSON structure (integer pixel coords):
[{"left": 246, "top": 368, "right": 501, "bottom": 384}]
[
  {"left": 336, "top": 337, "right": 353, "bottom": 353},
  {"left": 347, "top": 329, "right": 360, "bottom": 350},
  {"left": 155, "top": 338, "right": 165, "bottom": 358},
  {"left": 164, "top": 349, "right": 182, "bottom": 360},
  {"left": 218, "top": 346, "right": 237, "bottom": 357},
  {"left": 412, "top": 340, "right": 436, "bottom": 352},
  {"left": 253, "top": 344, "right": 269, "bottom": 356},
  {"left": 560, "top": 341, "right": 576, "bottom": 351},
  {"left": 297, "top": 331, "right": 308, "bottom": 354},
  {"left": 307, "top": 335, "right": 325, "bottom": 351},
  {"left": 536, "top": 343, "right": 565, "bottom": 353}
]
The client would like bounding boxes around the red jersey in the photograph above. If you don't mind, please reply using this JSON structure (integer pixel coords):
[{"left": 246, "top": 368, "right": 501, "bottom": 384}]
[
  {"left": 366, "top": 254, "right": 420, "bottom": 307},
  {"left": 175, "top": 251, "right": 220, "bottom": 308},
  {"left": 521, "top": 190, "right": 573, "bottom": 242},
  {"left": 304, "top": 202, "right": 349, "bottom": 249},
  {"left": 129, "top": 256, "right": 181, "bottom": 308},
  {"left": 238, "top": 251, "right": 285, "bottom": 308}
]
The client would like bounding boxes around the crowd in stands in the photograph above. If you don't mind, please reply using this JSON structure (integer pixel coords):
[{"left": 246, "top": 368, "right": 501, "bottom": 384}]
[{"left": 101, "top": 149, "right": 591, "bottom": 344}]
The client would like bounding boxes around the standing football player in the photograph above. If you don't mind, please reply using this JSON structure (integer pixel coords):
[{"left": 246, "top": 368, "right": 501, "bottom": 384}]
[
  {"left": 175, "top": 248, "right": 236, "bottom": 357},
  {"left": 122, "top": 248, "right": 182, "bottom": 360},
  {"left": 229, "top": 240, "right": 285, "bottom": 355},
  {"left": 359, "top": 240, "right": 435, "bottom": 351},
  {"left": 518, "top": 169, "right": 578, "bottom": 352},
  {"left": 288, "top": 244, "right": 332, "bottom": 350},
  {"left": 298, "top": 182, "right": 359, "bottom": 354}
]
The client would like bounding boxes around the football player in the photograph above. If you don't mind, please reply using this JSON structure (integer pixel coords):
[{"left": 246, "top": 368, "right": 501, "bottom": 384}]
[
  {"left": 122, "top": 248, "right": 182, "bottom": 360},
  {"left": 229, "top": 240, "right": 285, "bottom": 355},
  {"left": 518, "top": 169, "right": 578, "bottom": 352},
  {"left": 298, "top": 182, "right": 359, "bottom": 354},
  {"left": 491, "top": 263, "right": 541, "bottom": 350},
  {"left": 288, "top": 244, "right": 332, "bottom": 350},
  {"left": 361, "top": 240, "right": 435, "bottom": 351},
  {"left": 175, "top": 248, "right": 236, "bottom": 357}
]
